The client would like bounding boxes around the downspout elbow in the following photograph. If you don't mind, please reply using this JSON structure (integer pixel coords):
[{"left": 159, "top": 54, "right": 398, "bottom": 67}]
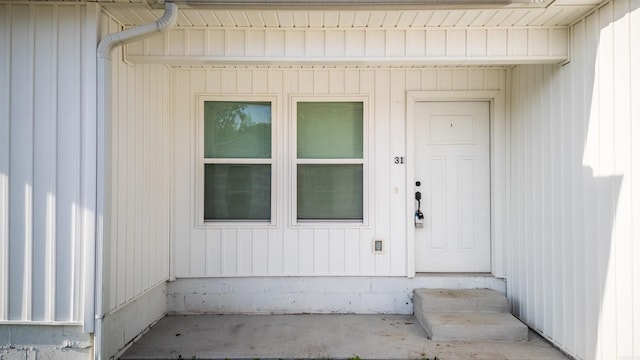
[{"left": 97, "top": 2, "right": 178, "bottom": 59}]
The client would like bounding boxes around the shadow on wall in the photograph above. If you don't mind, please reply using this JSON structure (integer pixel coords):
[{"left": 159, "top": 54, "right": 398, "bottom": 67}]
[{"left": 509, "top": 0, "right": 638, "bottom": 359}]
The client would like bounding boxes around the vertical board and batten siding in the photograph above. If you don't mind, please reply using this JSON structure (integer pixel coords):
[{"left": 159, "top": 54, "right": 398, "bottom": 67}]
[
  {"left": 100, "top": 12, "right": 172, "bottom": 316},
  {"left": 0, "top": 0, "right": 172, "bottom": 328},
  {"left": 0, "top": 3, "right": 98, "bottom": 323},
  {"left": 127, "top": 26, "right": 568, "bottom": 65},
  {"left": 508, "top": 0, "right": 639, "bottom": 359},
  {"left": 173, "top": 67, "right": 506, "bottom": 278}
]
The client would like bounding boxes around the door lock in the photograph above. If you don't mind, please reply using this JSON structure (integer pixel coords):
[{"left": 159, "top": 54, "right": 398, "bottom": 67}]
[
  {"left": 415, "top": 210, "right": 424, "bottom": 228},
  {"left": 415, "top": 190, "right": 424, "bottom": 228}
]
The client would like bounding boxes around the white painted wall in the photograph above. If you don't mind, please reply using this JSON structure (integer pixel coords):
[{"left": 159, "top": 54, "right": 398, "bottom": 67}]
[
  {"left": 168, "top": 276, "right": 506, "bottom": 315},
  {"left": 99, "top": 10, "right": 173, "bottom": 359},
  {"left": 0, "top": 2, "right": 98, "bottom": 325},
  {"left": 0, "top": 325, "right": 91, "bottom": 359},
  {"left": 101, "top": 11, "right": 172, "bottom": 316},
  {"left": 508, "top": 0, "right": 640, "bottom": 359},
  {"left": 173, "top": 67, "right": 507, "bottom": 279},
  {"left": 0, "top": 3, "right": 172, "bottom": 357}
]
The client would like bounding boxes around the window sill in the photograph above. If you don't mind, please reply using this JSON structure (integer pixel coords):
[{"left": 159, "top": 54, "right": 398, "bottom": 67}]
[
  {"left": 197, "top": 220, "right": 277, "bottom": 229},
  {"left": 291, "top": 220, "right": 369, "bottom": 228}
]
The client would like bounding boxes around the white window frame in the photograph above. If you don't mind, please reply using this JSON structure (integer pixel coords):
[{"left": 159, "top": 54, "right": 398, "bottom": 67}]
[
  {"left": 196, "top": 95, "right": 278, "bottom": 227},
  {"left": 290, "top": 95, "right": 371, "bottom": 227}
]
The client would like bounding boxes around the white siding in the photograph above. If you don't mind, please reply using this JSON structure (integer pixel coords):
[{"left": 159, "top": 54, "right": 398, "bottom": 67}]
[
  {"left": 0, "top": 3, "right": 97, "bottom": 323},
  {"left": 126, "top": 27, "right": 569, "bottom": 66},
  {"left": 173, "top": 67, "right": 506, "bottom": 278},
  {"left": 101, "top": 13, "right": 172, "bottom": 315},
  {"left": 508, "top": 0, "right": 640, "bottom": 358}
]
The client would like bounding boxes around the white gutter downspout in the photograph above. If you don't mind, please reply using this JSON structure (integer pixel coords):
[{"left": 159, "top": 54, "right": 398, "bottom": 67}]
[{"left": 94, "top": 3, "right": 177, "bottom": 359}]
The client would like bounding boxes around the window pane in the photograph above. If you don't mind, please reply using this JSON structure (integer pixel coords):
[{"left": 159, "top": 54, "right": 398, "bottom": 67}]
[
  {"left": 297, "top": 102, "right": 363, "bottom": 159},
  {"left": 297, "top": 164, "right": 363, "bottom": 220},
  {"left": 204, "top": 101, "right": 271, "bottom": 158},
  {"left": 204, "top": 164, "right": 271, "bottom": 220}
]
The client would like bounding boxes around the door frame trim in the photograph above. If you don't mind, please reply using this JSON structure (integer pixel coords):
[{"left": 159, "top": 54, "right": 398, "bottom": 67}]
[{"left": 406, "top": 90, "right": 508, "bottom": 278}]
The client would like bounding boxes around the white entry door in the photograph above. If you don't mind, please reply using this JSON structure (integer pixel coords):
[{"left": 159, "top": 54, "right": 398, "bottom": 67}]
[{"left": 414, "top": 101, "right": 490, "bottom": 272}]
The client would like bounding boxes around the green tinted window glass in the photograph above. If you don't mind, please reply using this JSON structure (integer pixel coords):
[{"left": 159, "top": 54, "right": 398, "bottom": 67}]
[
  {"left": 297, "top": 164, "right": 363, "bottom": 220},
  {"left": 297, "top": 102, "right": 363, "bottom": 159},
  {"left": 204, "top": 101, "right": 271, "bottom": 158},
  {"left": 204, "top": 164, "right": 271, "bottom": 220}
]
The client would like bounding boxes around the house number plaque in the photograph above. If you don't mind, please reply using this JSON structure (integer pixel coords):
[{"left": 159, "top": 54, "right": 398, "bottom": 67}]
[{"left": 394, "top": 156, "right": 405, "bottom": 164}]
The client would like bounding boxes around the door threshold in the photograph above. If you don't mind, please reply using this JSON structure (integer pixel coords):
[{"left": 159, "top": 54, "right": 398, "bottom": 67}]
[{"left": 410, "top": 273, "right": 506, "bottom": 294}]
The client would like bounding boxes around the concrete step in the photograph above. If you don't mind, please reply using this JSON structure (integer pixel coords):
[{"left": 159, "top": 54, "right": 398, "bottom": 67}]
[
  {"left": 414, "top": 288, "right": 510, "bottom": 313},
  {"left": 416, "top": 311, "right": 529, "bottom": 341},
  {"left": 413, "top": 289, "right": 528, "bottom": 341}
]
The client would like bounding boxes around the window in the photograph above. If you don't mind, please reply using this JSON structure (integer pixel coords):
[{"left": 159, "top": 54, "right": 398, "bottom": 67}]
[
  {"left": 201, "top": 100, "right": 273, "bottom": 222},
  {"left": 295, "top": 101, "right": 365, "bottom": 221}
]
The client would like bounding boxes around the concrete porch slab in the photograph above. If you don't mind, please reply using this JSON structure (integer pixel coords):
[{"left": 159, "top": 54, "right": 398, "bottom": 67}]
[{"left": 120, "top": 314, "right": 569, "bottom": 360}]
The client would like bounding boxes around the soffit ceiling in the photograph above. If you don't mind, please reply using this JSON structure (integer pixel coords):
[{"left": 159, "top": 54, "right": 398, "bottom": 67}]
[{"left": 97, "top": 0, "right": 602, "bottom": 28}]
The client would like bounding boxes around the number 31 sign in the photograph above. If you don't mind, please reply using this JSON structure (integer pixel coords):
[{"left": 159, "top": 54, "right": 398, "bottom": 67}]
[{"left": 394, "top": 156, "right": 405, "bottom": 164}]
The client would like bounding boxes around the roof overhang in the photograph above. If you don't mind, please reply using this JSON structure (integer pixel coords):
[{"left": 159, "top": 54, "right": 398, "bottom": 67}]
[{"left": 160, "top": 0, "right": 552, "bottom": 9}]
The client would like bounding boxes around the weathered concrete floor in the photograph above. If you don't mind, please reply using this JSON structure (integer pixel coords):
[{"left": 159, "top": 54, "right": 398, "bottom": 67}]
[{"left": 120, "top": 314, "right": 570, "bottom": 360}]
